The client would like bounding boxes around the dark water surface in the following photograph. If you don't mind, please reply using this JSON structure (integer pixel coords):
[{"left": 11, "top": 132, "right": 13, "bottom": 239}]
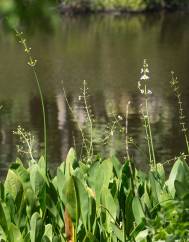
[{"left": 0, "top": 12, "right": 189, "bottom": 177}]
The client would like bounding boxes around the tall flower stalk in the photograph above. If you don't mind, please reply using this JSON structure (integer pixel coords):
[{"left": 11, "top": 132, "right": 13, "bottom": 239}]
[
  {"left": 15, "top": 31, "right": 47, "bottom": 172},
  {"left": 138, "top": 59, "right": 156, "bottom": 167},
  {"left": 170, "top": 72, "right": 189, "bottom": 155}
]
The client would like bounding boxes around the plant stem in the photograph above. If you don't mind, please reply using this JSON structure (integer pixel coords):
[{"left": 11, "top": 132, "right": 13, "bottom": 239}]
[
  {"left": 33, "top": 69, "right": 47, "bottom": 168},
  {"left": 141, "top": 108, "right": 152, "bottom": 165},
  {"left": 83, "top": 80, "right": 93, "bottom": 160},
  {"left": 145, "top": 95, "right": 156, "bottom": 166},
  {"left": 184, "top": 134, "right": 189, "bottom": 154},
  {"left": 15, "top": 31, "right": 47, "bottom": 172},
  {"left": 62, "top": 83, "right": 90, "bottom": 157},
  {"left": 125, "top": 101, "right": 131, "bottom": 160}
]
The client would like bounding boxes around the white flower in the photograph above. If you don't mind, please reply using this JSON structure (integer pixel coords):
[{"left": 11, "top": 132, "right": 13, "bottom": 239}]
[
  {"left": 140, "top": 74, "right": 150, "bottom": 80},
  {"left": 147, "top": 90, "right": 152, "bottom": 95},
  {"left": 118, "top": 115, "right": 123, "bottom": 120},
  {"left": 140, "top": 89, "right": 144, "bottom": 94}
]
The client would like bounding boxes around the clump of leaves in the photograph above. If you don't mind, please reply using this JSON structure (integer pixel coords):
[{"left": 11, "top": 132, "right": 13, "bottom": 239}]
[{"left": 0, "top": 148, "right": 189, "bottom": 242}]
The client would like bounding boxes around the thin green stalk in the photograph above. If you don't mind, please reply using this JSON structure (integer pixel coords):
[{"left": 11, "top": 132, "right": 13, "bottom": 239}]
[
  {"left": 170, "top": 72, "right": 189, "bottom": 155},
  {"left": 83, "top": 80, "right": 93, "bottom": 160},
  {"left": 139, "top": 60, "right": 156, "bottom": 168},
  {"left": 125, "top": 101, "right": 131, "bottom": 160},
  {"left": 184, "top": 134, "right": 189, "bottom": 154},
  {"left": 33, "top": 69, "right": 47, "bottom": 166},
  {"left": 177, "top": 93, "right": 189, "bottom": 154},
  {"left": 141, "top": 108, "right": 152, "bottom": 165},
  {"left": 62, "top": 83, "right": 90, "bottom": 158},
  {"left": 145, "top": 96, "right": 156, "bottom": 166},
  {"left": 99, "top": 204, "right": 120, "bottom": 227},
  {"left": 15, "top": 31, "right": 47, "bottom": 172},
  {"left": 122, "top": 210, "right": 127, "bottom": 242}
]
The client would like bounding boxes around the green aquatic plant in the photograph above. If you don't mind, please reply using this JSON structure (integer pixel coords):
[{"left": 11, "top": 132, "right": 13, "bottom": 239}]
[
  {"left": 138, "top": 59, "right": 156, "bottom": 168},
  {"left": 1, "top": 31, "right": 189, "bottom": 241},
  {"left": 170, "top": 71, "right": 189, "bottom": 155},
  {"left": 62, "top": 80, "right": 94, "bottom": 162},
  {"left": 15, "top": 31, "right": 47, "bottom": 173},
  {"left": 1, "top": 147, "right": 189, "bottom": 241},
  {"left": 13, "top": 126, "right": 37, "bottom": 163},
  {"left": 80, "top": 80, "right": 94, "bottom": 161},
  {"left": 63, "top": 80, "right": 125, "bottom": 162},
  {"left": 125, "top": 100, "right": 131, "bottom": 160}
]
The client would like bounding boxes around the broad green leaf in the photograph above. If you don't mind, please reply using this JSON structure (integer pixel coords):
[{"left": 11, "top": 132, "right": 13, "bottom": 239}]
[
  {"left": 9, "top": 223, "right": 24, "bottom": 242},
  {"left": 30, "top": 164, "right": 45, "bottom": 195},
  {"left": 149, "top": 172, "right": 160, "bottom": 205},
  {"left": 10, "top": 163, "right": 30, "bottom": 185},
  {"left": 174, "top": 160, "right": 189, "bottom": 200},
  {"left": 46, "top": 182, "right": 59, "bottom": 218},
  {"left": 100, "top": 159, "right": 113, "bottom": 189},
  {"left": 101, "top": 187, "right": 117, "bottom": 232},
  {"left": 38, "top": 156, "right": 46, "bottom": 177},
  {"left": 23, "top": 232, "right": 30, "bottom": 242},
  {"left": 110, "top": 223, "right": 124, "bottom": 241},
  {"left": 125, "top": 190, "right": 134, "bottom": 235},
  {"left": 42, "top": 224, "right": 52, "bottom": 242},
  {"left": 25, "top": 187, "right": 36, "bottom": 210},
  {"left": 132, "top": 197, "right": 145, "bottom": 225},
  {"left": 65, "top": 148, "right": 77, "bottom": 176},
  {"left": 42, "top": 236, "right": 51, "bottom": 242},
  {"left": 156, "top": 163, "right": 165, "bottom": 183},
  {"left": 5, "top": 194, "right": 15, "bottom": 222},
  {"left": 135, "top": 229, "right": 151, "bottom": 242},
  {"left": 0, "top": 201, "right": 10, "bottom": 239},
  {"left": 111, "top": 156, "right": 122, "bottom": 177},
  {"left": 4, "top": 169, "right": 23, "bottom": 201},
  {"left": 30, "top": 212, "right": 45, "bottom": 242},
  {"left": 87, "top": 162, "right": 104, "bottom": 207},
  {"left": 62, "top": 176, "right": 77, "bottom": 222},
  {"left": 83, "top": 232, "right": 99, "bottom": 242},
  {"left": 88, "top": 197, "right": 96, "bottom": 232},
  {"left": 166, "top": 158, "right": 182, "bottom": 197},
  {"left": 150, "top": 172, "right": 171, "bottom": 204},
  {"left": 57, "top": 169, "right": 65, "bottom": 200},
  {"left": 74, "top": 177, "right": 89, "bottom": 230},
  {"left": 0, "top": 182, "right": 4, "bottom": 200},
  {"left": 87, "top": 159, "right": 113, "bottom": 208},
  {"left": 52, "top": 235, "right": 65, "bottom": 242}
]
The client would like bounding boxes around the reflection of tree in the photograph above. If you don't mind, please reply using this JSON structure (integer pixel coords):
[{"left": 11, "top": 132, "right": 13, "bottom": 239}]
[
  {"left": 56, "top": 93, "right": 75, "bottom": 161},
  {"left": 1, "top": 12, "right": 189, "bottom": 177}
]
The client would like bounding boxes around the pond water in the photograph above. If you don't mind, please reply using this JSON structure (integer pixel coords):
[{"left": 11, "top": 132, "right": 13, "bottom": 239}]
[{"left": 0, "top": 12, "right": 189, "bottom": 177}]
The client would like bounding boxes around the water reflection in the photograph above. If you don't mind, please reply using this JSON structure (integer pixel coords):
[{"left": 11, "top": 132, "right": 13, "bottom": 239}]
[{"left": 0, "top": 12, "right": 189, "bottom": 177}]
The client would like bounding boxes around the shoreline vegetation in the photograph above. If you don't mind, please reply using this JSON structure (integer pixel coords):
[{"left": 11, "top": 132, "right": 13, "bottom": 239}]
[
  {"left": 57, "top": 1, "right": 189, "bottom": 15},
  {"left": 0, "top": 0, "right": 189, "bottom": 30},
  {"left": 0, "top": 31, "right": 189, "bottom": 240}
]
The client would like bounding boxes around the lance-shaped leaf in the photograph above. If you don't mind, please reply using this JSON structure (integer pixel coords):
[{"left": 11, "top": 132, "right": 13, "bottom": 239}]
[{"left": 30, "top": 212, "right": 45, "bottom": 242}]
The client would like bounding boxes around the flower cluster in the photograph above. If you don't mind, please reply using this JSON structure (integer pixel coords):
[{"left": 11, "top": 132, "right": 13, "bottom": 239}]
[
  {"left": 170, "top": 72, "right": 187, "bottom": 133},
  {"left": 138, "top": 59, "right": 152, "bottom": 95},
  {"left": 16, "top": 31, "right": 37, "bottom": 67},
  {"left": 13, "top": 126, "right": 36, "bottom": 161}
]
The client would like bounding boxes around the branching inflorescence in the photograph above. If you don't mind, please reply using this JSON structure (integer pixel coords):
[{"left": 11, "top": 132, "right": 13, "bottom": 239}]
[
  {"left": 138, "top": 59, "right": 156, "bottom": 168},
  {"left": 170, "top": 71, "right": 189, "bottom": 155},
  {"left": 13, "top": 126, "right": 37, "bottom": 163},
  {"left": 15, "top": 31, "right": 47, "bottom": 172}
]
